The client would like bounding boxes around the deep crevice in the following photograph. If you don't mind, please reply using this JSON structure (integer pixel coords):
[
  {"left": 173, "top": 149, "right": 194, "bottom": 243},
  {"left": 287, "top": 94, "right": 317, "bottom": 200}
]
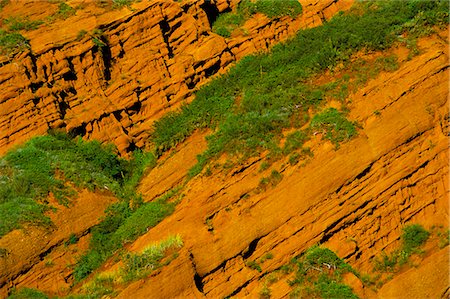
[
  {"left": 203, "top": 59, "right": 222, "bottom": 78},
  {"left": 29, "top": 82, "right": 44, "bottom": 93},
  {"left": 126, "top": 141, "right": 138, "bottom": 152},
  {"left": 113, "top": 110, "right": 123, "bottom": 121},
  {"left": 194, "top": 272, "right": 204, "bottom": 294},
  {"left": 242, "top": 237, "right": 261, "bottom": 259},
  {"left": 100, "top": 42, "right": 112, "bottom": 82},
  {"left": 354, "top": 162, "right": 374, "bottom": 181},
  {"left": 200, "top": 0, "right": 220, "bottom": 28},
  {"left": 117, "top": 40, "right": 125, "bottom": 59},
  {"left": 68, "top": 123, "right": 87, "bottom": 137},
  {"left": 318, "top": 199, "right": 371, "bottom": 244},
  {"left": 63, "top": 58, "right": 77, "bottom": 81},
  {"left": 159, "top": 19, "right": 174, "bottom": 59},
  {"left": 127, "top": 101, "right": 142, "bottom": 114},
  {"left": 32, "top": 97, "right": 40, "bottom": 106},
  {"left": 189, "top": 252, "right": 205, "bottom": 294},
  {"left": 231, "top": 157, "right": 261, "bottom": 176},
  {"left": 226, "top": 279, "right": 252, "bottom": 297}
]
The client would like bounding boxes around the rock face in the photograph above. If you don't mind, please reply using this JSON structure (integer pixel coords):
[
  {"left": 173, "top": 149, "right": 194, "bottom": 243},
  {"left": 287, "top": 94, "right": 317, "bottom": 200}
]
[
  {"left": 0, "top": 190, "right": 116, "bottom": 298},
  {"left": 1, "top": 1, "right": 448, "bottom": 298},
  {"left": 0, "top": 0, "right": 352, "bottom": 155},
  {"left": 119, "top": 31, "right": 449, "bottom": 298}
]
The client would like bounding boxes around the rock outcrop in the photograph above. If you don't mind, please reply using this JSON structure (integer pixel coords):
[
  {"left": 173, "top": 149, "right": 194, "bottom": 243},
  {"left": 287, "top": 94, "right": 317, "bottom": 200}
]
[{"left": 0, "top": 0, "right": 352, "bottom": 155}]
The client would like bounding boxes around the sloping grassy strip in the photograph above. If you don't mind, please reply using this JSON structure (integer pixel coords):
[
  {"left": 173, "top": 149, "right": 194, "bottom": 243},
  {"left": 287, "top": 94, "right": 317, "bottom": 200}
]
[
  {"left": 152, "top": 0, "right": 448, "bottom": 177},
  {"left": 73, "top": 195, "right": 175, "bottom": 281},
  {"left": 0, "top": 131, "right": 176, "bottom": 282}
]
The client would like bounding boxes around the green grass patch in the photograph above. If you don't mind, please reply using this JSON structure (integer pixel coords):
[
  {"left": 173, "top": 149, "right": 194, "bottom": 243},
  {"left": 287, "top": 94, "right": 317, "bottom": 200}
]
[
  {"left": 122, "top": 234, "right": 183, "bottom": 281},
  {"left": 212, "top": 0, "right": 302, "bottom": 37},
  {"left": 0, "top": 129, "right": 167, "bottom": 282},
  {"left": 310, "top": 108, "right": 357, "bottom": 148},
  {"left": 239, "top": 0, "right": 303, "bottom": 19},
  {"left": 153, "top": 1, "right": 447, "bottom": 178}
]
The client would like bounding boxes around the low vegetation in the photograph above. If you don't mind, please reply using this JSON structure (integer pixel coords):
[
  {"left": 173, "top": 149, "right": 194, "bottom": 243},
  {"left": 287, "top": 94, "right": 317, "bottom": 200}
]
[
  {"left": 7, "top": 288, "right": 48, "bottom": 299},
  {"left": 73, "top": 186, "right": 180, "bottom": 282},
  {"left": 212, "top": 0, "right": 302, "bottom": 37},
  {"left": 0, "top": 130, "right": 177, "bottom": 281},
  {"left": 0, "top": 130, "right": 157, "bottom": 237},
  {"left": 0, "top": 29, "right": 28, "bottom": 56},
  {"left": 310, "top": 108, "right": 357, "bottom": 148},
  {"left": 79, "top": 235, "right": 183, "bottom": 298},
  {"left": 122, "top": 234, "right": 183, "bottom": 281},
  {"left": 53, "top": 2, "right": 76, "bottom": 19},
  {"left": 7, "top": 235, "right": 183, "bottom": 299},
  {"left": 280, "top": 245, "right": 359, "bottom": 299},
  {"left": 3, "top": 17, "right": 43, "bottom": 31},
  {"left": 373, "top": 224, "right": 430, "bottom": 272},
  {"left": 2, "top": 1, "right": 448, "bottom": 297}
]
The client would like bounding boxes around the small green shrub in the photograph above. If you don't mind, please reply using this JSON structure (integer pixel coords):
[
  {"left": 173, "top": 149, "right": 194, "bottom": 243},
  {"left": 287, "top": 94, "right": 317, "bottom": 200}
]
[
  {"left": 3, "top": 17, "right": 43, "bottom": 31},
  {"left": 401, "top": 224, "right": 430, "bottom": 253},
  {"left": 122, "top": 235, "right": 183, "bottom": 281},
  {"left": 310, "top": 108, "right": 357, "bottom": 148},
  {"left": 246, "top": 260, "right": 262, "bottom": 272},
  {"left": 260, "top": 252, "right": 274, "bottom": 263},
  {"left": 304, "top": 245, "right": 347, "bottom": 269},
  {"left": 373, "top": 224, "right": 430, "bottom": 272},
  {"left": 113, "top": 0, "right": 135, "bottom": 8},
  {"left": 0, "top": 29, "right": 29, "bottom": 55},
  {"left": 7, "top": 288, "right": 48, "bottom": 299},
  {"left": 288, "top": 152, "right": 300, "bottom": 165},
  {"left": 260, "top": 283, "right": 271, "bottom": 299},
  {"left": 76, "top": 29, "right": 88, "bottom": 40},
  {"left": 54, "top": 2, "right": 76, "bottom": 19},
  {"left": 283, "top": 131, "right": 308, "bottom": 155},
  {"left": 285, "top": 245, "right": 358, "bottom": 298},
  {"left": 212, "top": 12, "right": 245, "bottom": 37},
  {"left": 314, "top": 274, "right": 359, "bottom": 299},
  {"left": 65, "top": 233, "right": 79, "bottom": 246},
  {"left": 374, "top": 251, "right": 398, "bottom": 272}
]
